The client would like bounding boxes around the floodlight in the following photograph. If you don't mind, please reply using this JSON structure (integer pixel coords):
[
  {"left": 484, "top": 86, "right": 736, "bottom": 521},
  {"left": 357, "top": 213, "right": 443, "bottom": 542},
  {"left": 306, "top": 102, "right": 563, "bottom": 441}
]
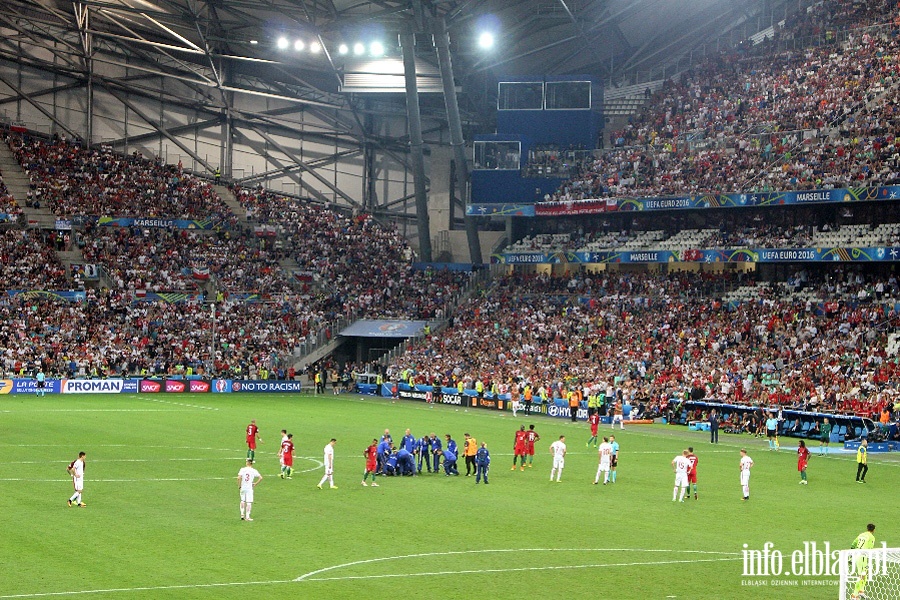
[
  {"left": 294, "top": 39, "right": 305, "bottom": 51},
  {"left": 249, "top": 40, "right": 258, "bottom": 45},
  {"left": 353, "top": 42, "right": 365, "bottom": 55},
  {"left": 478, "top": 31, "right": 495, "bottom": 50},
  {"left": 370, "top": 41, "right": 384, "bottom": 57},
  {"left": 338, "top": 43, "right": 349, "bottom": 55},
  {"left": 276, "top": 37, "right": 289, "bottom": 50},
  {"left": 310, "top": 41, "right": 321, "bottom": 54}
]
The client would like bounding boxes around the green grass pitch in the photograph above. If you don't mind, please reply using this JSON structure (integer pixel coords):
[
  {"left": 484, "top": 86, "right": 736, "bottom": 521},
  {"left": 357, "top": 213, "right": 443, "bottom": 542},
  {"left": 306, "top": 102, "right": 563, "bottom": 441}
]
[{"left": 2, "top": 392, "right": 896, "bottom": 599}]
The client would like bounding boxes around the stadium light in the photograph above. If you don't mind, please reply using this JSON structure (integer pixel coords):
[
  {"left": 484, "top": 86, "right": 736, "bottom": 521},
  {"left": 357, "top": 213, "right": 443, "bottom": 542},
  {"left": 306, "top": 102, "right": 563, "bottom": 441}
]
[
  {"left": 338, "top": 43, "right": 349, "bottom": 55},
  {"left": 294, "top": 39, "right": 305, "bottom": 51},
  {"left": 353, "top": 42, "right": 365, "bottom": 56},
  {"left": 249, "top": 40, "right": 258, "bottom": 45},
  {"left": 478, "top": 31, "right": 495, "bottom": 50},
  {"left": 310, "top": 41, "right": 321, "bottom": 54},
  {"left": 369, "top": 41, "right": 384, "bottom": 57},
  {"left": 276, "top": 37, "right": 289, "bottom": 50}
]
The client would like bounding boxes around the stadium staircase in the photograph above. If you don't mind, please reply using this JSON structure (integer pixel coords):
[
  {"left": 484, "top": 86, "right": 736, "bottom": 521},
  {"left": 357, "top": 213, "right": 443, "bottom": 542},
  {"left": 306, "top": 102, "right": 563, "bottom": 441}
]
[
  {"left": 57, "top": 247, "right": 86, "bottom": 285},
  {"left": 602, "top": 80, "right": 665, "bottom": 138},
  {"left": 0, "top": 142, "right": 56, "bottom": 228},
  {"left": 213, "top": 184, "right": 248, "bottom": 220}
]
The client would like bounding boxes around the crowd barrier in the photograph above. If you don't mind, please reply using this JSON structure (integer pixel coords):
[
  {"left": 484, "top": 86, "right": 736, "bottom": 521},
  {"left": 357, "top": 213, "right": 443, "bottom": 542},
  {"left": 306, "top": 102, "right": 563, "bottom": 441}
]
[{"left": 362, "top": 382, "right": 655, "bottom": 422}]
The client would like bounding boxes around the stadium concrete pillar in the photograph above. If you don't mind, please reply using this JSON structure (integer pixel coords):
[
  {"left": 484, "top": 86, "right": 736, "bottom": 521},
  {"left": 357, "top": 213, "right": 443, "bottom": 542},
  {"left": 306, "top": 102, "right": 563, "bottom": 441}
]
[
  {"left": 74, "top": 3, "right": 94, "bottom": 145},
  {"left": 363, "top": 101, "right": 378, "bottom": 211},
  {"left": 222, "top": 106, "right": 233, "bottom": 179},
  {"left": 434, "top": 19, "right": 483, "bottom": 265},
  {"left": 400, "top": 31, "right": 433, "bottom": 263}
]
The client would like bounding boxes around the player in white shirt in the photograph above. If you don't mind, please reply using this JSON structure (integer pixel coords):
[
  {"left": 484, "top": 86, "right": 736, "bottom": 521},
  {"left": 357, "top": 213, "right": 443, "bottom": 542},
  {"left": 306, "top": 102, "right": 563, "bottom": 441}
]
[
  {"left": 67, "top": 451, "right": 86, "bottom": 507},
  {"left": 317, "top": 439, "right": 338, "bottom": 489},
  {"left": 549, "top": 436, "right": 567, "bottom": 482},
  {"left": 672, "top": 449, "right": 691, "bottom": 502},
  {"left": 739, "top": 448, "right": 754, "bottom": 501},
  {"left": 594, "top": 437, "right": 613, "bottom": 485},
  {"left": 510, "top": 383, "right": 521, "bottom": 417},
  {"left": 237, "top": 458, "right": 262, "bottom": 521},
  {"left": 279, "top": 429, "right": 288, "bottom": 465}
]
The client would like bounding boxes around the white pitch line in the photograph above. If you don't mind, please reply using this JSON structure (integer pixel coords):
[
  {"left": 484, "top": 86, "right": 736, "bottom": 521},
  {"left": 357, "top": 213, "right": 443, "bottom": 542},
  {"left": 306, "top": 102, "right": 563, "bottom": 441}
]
[
  {"left": 0, "top": 409, "right": 181, "bottom": 413},
  {"left": 0, "top": 458, "right": 325, "bottom": 482},
  {"left": 140, "top": 398, "right": 218, "bottom": 411},
  {"left": 0, "top": 477, "right": 243, "bottom": 482},
  {"left": 294, "top": 547, "right": 741, "bottom": 581},
  {"left": 0, "top": 579, "right": 296, "bottom": 599},
  {"left": 0, "top": 444, "right": 244, "bottom": 452},
  {"left": 302, "top": 556, "right": 742, "bottom": 582},
  {"left": 2, "top": 457, "right": 249, "bottom": 465}
]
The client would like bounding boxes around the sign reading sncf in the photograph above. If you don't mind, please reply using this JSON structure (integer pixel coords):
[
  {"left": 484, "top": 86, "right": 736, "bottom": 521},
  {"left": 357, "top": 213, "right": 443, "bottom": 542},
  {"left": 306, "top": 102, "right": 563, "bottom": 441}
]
[
  {"left": 165, "top": 380, "right": 186, "bottom": 393},
  {"left": 189, "top": 380, "right": 210, "bottom": 393},
  {"left": 141, "top": 380, "right": 162, "bottom": 393}
]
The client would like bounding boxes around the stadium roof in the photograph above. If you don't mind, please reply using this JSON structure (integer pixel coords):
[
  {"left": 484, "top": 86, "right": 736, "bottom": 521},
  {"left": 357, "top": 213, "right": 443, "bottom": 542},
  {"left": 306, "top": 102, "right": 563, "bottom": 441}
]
[
  {"left": 0, "top": 0, "right": 793, "bottom": 107},
  {"left": 0, "top": 0, "right": 795, "bottom": 228}
]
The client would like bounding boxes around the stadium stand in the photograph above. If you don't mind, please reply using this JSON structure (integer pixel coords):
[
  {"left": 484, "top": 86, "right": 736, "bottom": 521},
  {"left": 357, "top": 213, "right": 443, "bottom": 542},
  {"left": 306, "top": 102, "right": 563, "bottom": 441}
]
[
  {"left": 2, "top": 1, "right": 900, "bottom": 420},
  {"left": 534, "top": 1, "right": 900, "bottom": 203},
  {"left": 386, "top": 268, "right": 900, "bottom": 420}
]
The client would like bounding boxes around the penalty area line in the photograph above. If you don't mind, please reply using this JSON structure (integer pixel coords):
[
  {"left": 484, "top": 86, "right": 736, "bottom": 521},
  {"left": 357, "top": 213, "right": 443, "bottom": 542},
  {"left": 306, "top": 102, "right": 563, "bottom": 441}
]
[
  {"left": 299, "top": 556, "right": 742, "bottom": 583},
  {"left": 295, "top": 547, "right": 742, "bottom": 581},
  {"left": 0, "top": 579, "right": 296, "bottom": 599}
]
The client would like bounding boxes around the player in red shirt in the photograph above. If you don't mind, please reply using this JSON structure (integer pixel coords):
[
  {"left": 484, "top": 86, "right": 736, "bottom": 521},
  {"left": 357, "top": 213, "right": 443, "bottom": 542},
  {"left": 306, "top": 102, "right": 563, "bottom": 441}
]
[
  {"left": 362, "top": 439, "right": 380, "bottom": 487},
  {"left": 524, "top": 424, "right": 541, "bottom": 467},
  {"left": 512, "top": 425, "right": 527, "bottom": 471},
  {"left": 797, "top": 439, "right": 809, "bottom": 485},
  {"left": 280, "top": 434, "right": 295, "bottom": 479},
  {"left": 246, "top": 420, "right": 262, "bottom": 463},
  {"left": 685, "top": 447, "right": 698, "bottom": 500},
  {"left": 587, "top": 413, "right": 600, "bottom": 447}
]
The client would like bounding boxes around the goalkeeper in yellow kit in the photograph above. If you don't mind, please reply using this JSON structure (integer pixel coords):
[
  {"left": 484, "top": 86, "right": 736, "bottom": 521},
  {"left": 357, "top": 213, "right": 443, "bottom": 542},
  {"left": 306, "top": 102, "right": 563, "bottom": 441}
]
[{"left": 850, "top": 523, "right": 876, "bottom": 600}]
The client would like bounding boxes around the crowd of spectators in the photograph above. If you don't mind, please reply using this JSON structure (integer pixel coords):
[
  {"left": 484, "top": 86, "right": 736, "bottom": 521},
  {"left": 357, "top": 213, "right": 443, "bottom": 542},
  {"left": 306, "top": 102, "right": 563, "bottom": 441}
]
[
  {"left": 79, "top": 224, "right": 292, "bottom": 294},
  {"left": 0, "top": 229, "right": 68, "bottom": 290},
  {"left": 233, "top": 185, "right": 474, "bottom": 320},
  {"left": 388, "top": 268, "right": 900, "bottom": 420},
  {"left": 0, "top": 289, "right": 304, "bottom": 379},
  {"left": 10, "top": 135, "right": 237, "bottom": 226},
  {"left": 0, "top": 174, "right": 20, "bottom": 217},
  {"left": 536, "top": 0, "right": 900, "bottom": 202}
]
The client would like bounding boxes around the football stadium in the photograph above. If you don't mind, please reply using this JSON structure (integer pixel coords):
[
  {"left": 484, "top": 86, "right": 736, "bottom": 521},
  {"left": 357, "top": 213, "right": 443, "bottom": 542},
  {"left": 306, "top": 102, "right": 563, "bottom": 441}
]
[{"left": 2, "top": 0, "right": 900, "bottom": 598}]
